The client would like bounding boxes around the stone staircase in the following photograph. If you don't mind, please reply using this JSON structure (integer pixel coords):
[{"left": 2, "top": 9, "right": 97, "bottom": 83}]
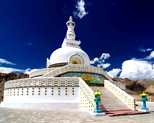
[{"left": 90, "top": 86, "right": 130, "bottom": 111}]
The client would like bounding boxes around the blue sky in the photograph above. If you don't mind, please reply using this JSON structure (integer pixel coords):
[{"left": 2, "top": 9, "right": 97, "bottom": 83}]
[{"left": 0, "top": 0, "right": 154, "bottom": 80}]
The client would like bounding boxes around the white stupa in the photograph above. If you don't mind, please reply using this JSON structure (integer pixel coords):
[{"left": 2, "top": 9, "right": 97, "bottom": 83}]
[
  {"left": 0, "top": 16, "right": 113, "bottom": 112},
  {"left": 47, "top": 16, "right": 90, "bottom": 67}
]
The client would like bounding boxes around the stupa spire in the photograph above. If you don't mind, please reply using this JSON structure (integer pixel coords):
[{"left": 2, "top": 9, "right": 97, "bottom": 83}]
[
  {"left": 69, "top": 16, "right": 73, "bottom": 21},
  {"left": 62, "top": 16, "right": 81, "bottom": 48},
  {"left": 66, "top": 16, "right": 76, "bottom": 40}
]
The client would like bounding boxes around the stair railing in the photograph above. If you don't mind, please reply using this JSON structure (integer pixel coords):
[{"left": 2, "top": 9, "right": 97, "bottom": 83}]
[
  {"left": 110, "top": 80, "right": 126, "bottom": 90},
  {"left": 79, "top": 78, "right": 96, "bottom": 112},
  {"left": 104, "top": 80, "right": 136, "bottom": 110}
]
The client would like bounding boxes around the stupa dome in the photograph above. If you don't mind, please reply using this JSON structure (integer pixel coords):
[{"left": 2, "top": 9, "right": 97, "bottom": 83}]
[{"left": 50, "top": 46, "right": 90, "bottom": 65}]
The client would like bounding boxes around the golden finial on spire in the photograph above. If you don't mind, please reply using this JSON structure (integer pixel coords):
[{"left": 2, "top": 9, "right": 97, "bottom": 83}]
[{"left": 69, "top": 16, "right": 73, "bottom": 21}]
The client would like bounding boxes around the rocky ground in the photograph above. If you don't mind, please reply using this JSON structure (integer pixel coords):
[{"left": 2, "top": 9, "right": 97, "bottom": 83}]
[{"left": 0, "top": 73, "right": 29, "bottom": 101}]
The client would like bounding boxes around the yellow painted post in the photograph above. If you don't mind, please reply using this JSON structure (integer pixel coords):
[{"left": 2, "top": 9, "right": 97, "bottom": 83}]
[{"left": 125, "top": 96, "right": 126, "bottom": 102}]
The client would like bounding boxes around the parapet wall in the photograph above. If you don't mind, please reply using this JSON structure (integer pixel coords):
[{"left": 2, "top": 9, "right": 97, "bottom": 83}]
[
  {"left": 2, "top": 77, "right": 80, "bottom": 109},
  {"left": 2, "top": 77, "right": 96, "bottom": 112}
]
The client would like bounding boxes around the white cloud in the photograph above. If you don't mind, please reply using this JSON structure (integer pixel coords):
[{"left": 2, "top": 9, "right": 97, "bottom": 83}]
[
  {"left": 90, "top": 48, "right": 154, "bottom": 80},
  {"left": 24, "top": 68, "right": 31, "bottom": 74},
  {"left": 98, "top": 63, "right": 111, "bottom": 69},
  {"left": 90, "top": 53, "right": 110, "bottom": 64},
  {"left": 90, "top": 57, "right": 99, "bottom": 64},
  {"left": 145, "top": 51, "right": 154, "bottom": 59},
  {"left": 0, "top": 58, "right": 37, "bottom": 75},
  {"left": 147, "top": 48, "right": 153, "bottom": 51},
  {"left": 100, "top": 53, "right": 110, "bottom": 60},
  {"left": 90, "top": 53, "right": 111, "bottom": 69},
  {"left": 139, "top": 48, "right": 152, "bottom": 52},
  {"left": 24, "top": 68, "right": 37, "bottom": 74},
  {"left": 107, "top": 68, "right": 121, "bottom": 78},
  {"left": 0, "top": 67, "right": 37, "bottom": 74},
  {"left": 103, "top": 63, "right": 111, "bottom": 69},
  {"left": 120, "top": 59, "right": 154, "bottom": 80},
  {"left": 0, "top": 58, "right": 15, "bottom": 65},
  {"left": 0, "top": 67, "right": 24, "bottom": 73},
  {"left": 73, "top": 0, "right": 88, "bottom": 19}
]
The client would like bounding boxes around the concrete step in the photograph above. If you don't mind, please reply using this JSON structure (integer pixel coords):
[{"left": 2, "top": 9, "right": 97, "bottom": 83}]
[{"left": 90, "top": 86, "right": 130, "bottom": 111}]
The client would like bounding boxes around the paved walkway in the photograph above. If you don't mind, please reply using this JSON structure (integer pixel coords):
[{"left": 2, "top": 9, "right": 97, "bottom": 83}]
[{"left": 0, "top": 107, "right": 154, "bottom": 123}]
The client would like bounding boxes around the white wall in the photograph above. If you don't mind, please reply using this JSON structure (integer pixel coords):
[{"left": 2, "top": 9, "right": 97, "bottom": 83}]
[
  {"left": 4, "top": 87, "right": 79, "bottom": 103},
  {"left": 2, "top": 87, "right": 79, "bottom": 109}
]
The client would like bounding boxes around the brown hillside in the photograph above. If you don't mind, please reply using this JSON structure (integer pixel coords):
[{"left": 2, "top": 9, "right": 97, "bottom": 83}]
[
  {"left": 137, "top": 79, "right": 154, "bottom": 88},
  {"left": 113, "top": 78, "right": 154, "bottom": 101}
]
